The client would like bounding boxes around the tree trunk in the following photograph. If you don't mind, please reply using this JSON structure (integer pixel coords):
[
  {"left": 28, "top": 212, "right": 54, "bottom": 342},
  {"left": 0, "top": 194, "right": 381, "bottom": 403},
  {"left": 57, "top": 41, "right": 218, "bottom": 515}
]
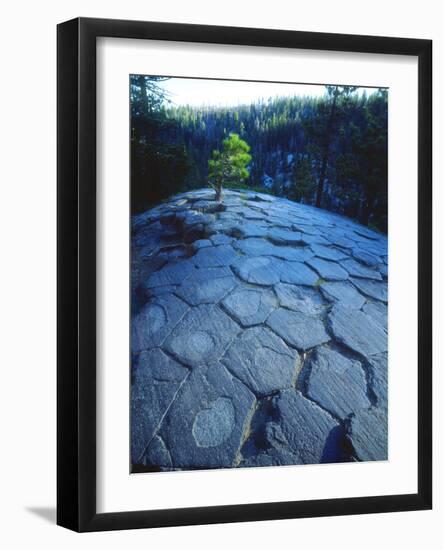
[
  {"left": 315, "top": 156, "right": 328, "bottom": 208},
  {"left": 360, "top": 194, "right": 375, "bottom": 226},
  {"left": 215, "top": 185, "right": 223, "bottom": 202},
  {"left": 315, "top": 91, "right": 338, "bottom": 208}
]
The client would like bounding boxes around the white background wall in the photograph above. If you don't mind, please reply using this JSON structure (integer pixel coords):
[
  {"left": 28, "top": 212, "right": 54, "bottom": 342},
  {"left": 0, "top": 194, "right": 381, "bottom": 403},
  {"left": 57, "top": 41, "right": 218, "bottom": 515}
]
[{"left": 0, "top": 0, "right": 440, "bottom": 547}]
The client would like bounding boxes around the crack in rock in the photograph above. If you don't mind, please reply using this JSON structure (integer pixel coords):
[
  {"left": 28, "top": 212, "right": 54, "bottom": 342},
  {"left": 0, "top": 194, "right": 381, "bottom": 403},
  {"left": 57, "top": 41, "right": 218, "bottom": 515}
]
[{"left": 131, "top": 190, "right": 388, "bottom": 471}]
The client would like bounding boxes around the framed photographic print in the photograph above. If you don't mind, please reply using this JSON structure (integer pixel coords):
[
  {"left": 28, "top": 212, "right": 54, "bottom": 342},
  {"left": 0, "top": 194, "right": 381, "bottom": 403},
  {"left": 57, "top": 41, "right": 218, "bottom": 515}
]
[{"left": 57, "top": 17, "right": 432, "bottom": 531}]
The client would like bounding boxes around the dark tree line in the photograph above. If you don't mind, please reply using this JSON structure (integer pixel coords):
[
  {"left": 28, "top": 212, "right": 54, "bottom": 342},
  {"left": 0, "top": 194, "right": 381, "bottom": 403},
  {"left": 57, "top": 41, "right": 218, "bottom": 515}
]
[
  {"left": 130, "top": 75, "right": 387, "bottom": 231},
  {"left": 130, "top": 75, "right": 191, "bottom": 212}
]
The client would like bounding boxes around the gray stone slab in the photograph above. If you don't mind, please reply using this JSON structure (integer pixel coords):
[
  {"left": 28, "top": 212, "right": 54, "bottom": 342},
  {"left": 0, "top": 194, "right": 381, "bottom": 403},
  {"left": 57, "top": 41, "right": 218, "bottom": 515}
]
[
  {"left": 249, "top": 192, "right": 276, "bottom": 202},
  {"left": 217, "top": 211, "right": 242, "bottom": 222},
  {"left": 352, "top": 227, "right": 383, "bottom": 241},
  {"left": 345, "top": 407, "right": 388, "bottom": 461},
  {"left": 352, "top": 247, "right": 381, "bottom": 267},
  {"left": 307, "top": 257, "right": 349, "bottom": 281},
  {"left": 232, "top": 256, "right": 280, "bottom": 285},
  {"left": 273, "top": 246, "right": 315, "bottom": 262},
  {"left": 132, "top": 255, "right": 167, "bottom": 293},
  {"left": 278, "top": 261, "right": 319, "bottom": 286},
  {"left": 380, "top": 264, "right": 388, "bottom": 279},
  {"left": 328, "top": 305, "right": 387, "bottom": 357},
  {"left": 234, "top": 238, "right": 313, "bottom": 262},
  {"left": 146, "top": 259, "right": 196, "bottom": 288},
  {"left": 221, "top": 287, "right": 277, "bottom": 326},
  {"left": 131, "top": 191, "right": 390, "bottom": 470},
  {"left": 359, "top": 240, "right": 387, "bottom": 257},
  {"left": 350, "top": 278, "right": 388, "bottom": 303},
  {"left": 234, "top": 237, "right": 278, "bottom": 257},
  {"left": 191, "top": 239, "right": 212, "bottom": 251},
  {"left": 177, "top": 210, "right": 215, "bottom": 229},
  {"left": 362, "top": 301, "right": 388, "bottom": 331},
  {"left": 222, "top": 327, "right": 300, "bottom": 396},
  {"left": 241, "top": 447, "right": 299, "bottom": 467},
  {"left": 274, "top": 283, "right": 326, "bottom": 315},
  {"left": 185, "top": 189, "right": 213, "bottom": 199},
  {"left": 192, "top": 244, "right": 238, "bottom": 268},
  {"left": 192, "top": 200, "right": 224, "bottom": 213},
  {"left": 367, "top": 352, "right": 388, "bottom": 408},
  {"left": 164, "top": 304, "right": 241, "bottom": 367},
  {"left": 307, "top": 347, "right": 371, "bottom": 420},
  {"left": 267, "top": 308, "right": 330, "bottom": 350},
  {"left": 132, "top": 222, "right": 164, "bottom": 248},
  {"left": 131, "top": 293, "right": 189, "bottom": 353},
  {"left": 310, "top": 244, "right": 349, "bottom": 261},
  {"left": 231, "top": 222, "right": 269, "bottom": 239},
  {"left": 157, "top": 244, "right": 188, "bottom": 260},
  {"left": 325, "top": 234, "right": 355, "bottom": 249},
  {"left": 299, "top": 233, "right": 331, "bottom": 246},
  {"left": 342, "top": 258, "right": 382, "bottom": 280},
  {"left": 141, "top": 435, "right": 173, "bottom": 469},
  {"left": 242, "top": 211, "right": 269, "bottom": 221},
  {"left": 268, "top": 228, "right": 304, "bottom": 245},
  {"left": 293, "top": 223, "right": 320, "bottom": 236},
  {"left": 175, "top": 273, "right": 237, "bottom": 306},
  {"left": 131, "top": 349, "right": 189, "bottom": 463},
  {"left": 205, "top": 220, "right": 238, "bottom": 237},
  {"left": 143, "top": 284, "right": 178, "bottom": 300},
  {"left": 320, "top": 281, "right": 366, "bottom": 309},
  {"left": 271, "top": 389, "right": 340, "bottom": 464},
  {"left": 210, "top": 234, "right": 233, "bottom": 245},
  {"left": 157, "top": 362, "right": 256, "bottom": 469},
  {"left": 237, "top": 403, "right": 296, "bottom": 466}
]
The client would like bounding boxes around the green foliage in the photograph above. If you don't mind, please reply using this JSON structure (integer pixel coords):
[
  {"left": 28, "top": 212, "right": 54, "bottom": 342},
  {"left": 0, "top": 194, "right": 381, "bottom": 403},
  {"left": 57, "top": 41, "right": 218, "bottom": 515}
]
[
  {"left": 302, "top": 86, "right": 358, "bottom": 207},
  {"left": 130, "top": 77, "right": 388, "bottom": 231},
  {"left": 334, "top": 89, "right": 387, "bottom": 229},
  {"left": 288, "top": 156, "right": 316, "bottom": 203},
  {"left": 130, "top": 75, "right": 191, "bottom": 212},
  {"left": 208, "top": 133, "right": 252, "bottom": 201}
]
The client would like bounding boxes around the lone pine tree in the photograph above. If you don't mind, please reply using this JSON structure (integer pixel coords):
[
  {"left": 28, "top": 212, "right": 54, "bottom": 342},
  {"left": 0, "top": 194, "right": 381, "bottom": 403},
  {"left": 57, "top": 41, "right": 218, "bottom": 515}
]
[{"left": 208, "top": 133, "right": 252, "bottom": 202}]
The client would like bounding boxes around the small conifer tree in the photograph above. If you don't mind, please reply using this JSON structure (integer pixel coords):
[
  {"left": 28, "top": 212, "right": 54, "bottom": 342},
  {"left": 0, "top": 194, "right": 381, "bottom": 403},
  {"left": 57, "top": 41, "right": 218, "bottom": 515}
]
[{"left": 208, "top": 133, "right": 251, "bottom": 201}]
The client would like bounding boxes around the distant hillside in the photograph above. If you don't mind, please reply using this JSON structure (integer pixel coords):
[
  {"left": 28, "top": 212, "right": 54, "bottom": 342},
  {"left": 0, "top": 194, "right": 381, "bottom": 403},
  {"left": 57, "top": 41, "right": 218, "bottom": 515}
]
[{"left": 131, "top": 77, "right": 387, "bottom": 232}]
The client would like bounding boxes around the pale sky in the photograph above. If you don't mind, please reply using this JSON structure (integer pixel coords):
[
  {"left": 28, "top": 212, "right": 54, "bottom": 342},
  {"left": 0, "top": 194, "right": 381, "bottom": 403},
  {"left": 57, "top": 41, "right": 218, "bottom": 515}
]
[{"left": 155, "top": 77, "right": 381, "bottom": 108}]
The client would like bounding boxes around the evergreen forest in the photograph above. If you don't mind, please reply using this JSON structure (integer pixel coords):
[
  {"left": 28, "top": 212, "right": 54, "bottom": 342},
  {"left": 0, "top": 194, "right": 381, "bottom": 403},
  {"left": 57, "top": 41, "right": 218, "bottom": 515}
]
[{"left": 130, "top": 75, "right": 388, "bottom": 232}]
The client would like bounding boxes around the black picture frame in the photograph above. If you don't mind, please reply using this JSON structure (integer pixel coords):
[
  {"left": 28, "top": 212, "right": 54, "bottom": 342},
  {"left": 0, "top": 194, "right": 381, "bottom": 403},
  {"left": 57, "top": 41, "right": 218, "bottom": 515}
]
[{"left": 57, "top": 17, "right": 432, "bottom": 532}]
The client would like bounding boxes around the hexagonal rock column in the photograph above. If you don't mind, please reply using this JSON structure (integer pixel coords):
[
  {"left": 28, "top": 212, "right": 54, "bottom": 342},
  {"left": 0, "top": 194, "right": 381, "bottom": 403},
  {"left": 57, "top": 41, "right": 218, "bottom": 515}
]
[
  {"left": 131, "top": 349, "right": 189, "bottom": 464},
  {"left": 221, "top": 287, "right": 277, "bottom": 327},
  {"left": 164, "top": 304, "right": 241, "bottom": 367},
  {"left": 345, "top": 408, "right": 388, "bottom": 461},
  {"left": 130, "top": 189, "right": 389, "bottom": 470},
  {"left": 175, "top": 267, "right": 237, "bottom": 306},
  {"left": 273, "top": 283, "right": 326, "bottom": 315},
  {"left": 306, "top": 347, "right": 371, "bottom": 420},
  {"left": 131, "top": 293, "right": 189, "bottom": 353},
  {"left": 328, "top": 305, "right": 387, "bottom": 357},
  {"left": 145, "top": 363, "right": 256, "bottom": 469},
  {"left": 266, "top": 308, "right": 330, "bottom": 351},
  {"left": 221, "top": 326, "right": 300, "bottom": 396},
  {"left": 319, "top": 281, "right": 366, "bottom": 310},
  {"left": 271, "top": 389, "right": 341, "bottom": 464}
]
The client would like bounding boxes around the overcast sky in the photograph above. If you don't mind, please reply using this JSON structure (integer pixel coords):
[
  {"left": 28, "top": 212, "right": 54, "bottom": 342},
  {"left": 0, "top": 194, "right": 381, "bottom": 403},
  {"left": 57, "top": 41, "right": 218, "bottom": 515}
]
[{"left": 153, "top": 77, "right": 382, "bottom": 108}]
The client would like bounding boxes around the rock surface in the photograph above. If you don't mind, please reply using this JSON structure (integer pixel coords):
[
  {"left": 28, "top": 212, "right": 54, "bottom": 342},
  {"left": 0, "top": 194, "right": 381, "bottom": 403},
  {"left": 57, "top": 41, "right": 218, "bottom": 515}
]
[
  {"left": 131, "top": 189, "right": 388, "bottom": 470},
  {"left": 221, "top": 326, "right": 300, "bottom": 396},
  {"left": 306, "top": 347, "right": 370, "bottom": 420}
]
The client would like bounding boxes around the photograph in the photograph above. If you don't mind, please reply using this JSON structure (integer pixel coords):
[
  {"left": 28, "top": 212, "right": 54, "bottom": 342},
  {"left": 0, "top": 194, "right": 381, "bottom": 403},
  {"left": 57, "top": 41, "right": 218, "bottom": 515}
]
[
  {"left": 0, "top": 0, "right": 435, "bottom": 541},
  {"left": 129, "top": 75, "right": 388, "bottom": 473}
]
